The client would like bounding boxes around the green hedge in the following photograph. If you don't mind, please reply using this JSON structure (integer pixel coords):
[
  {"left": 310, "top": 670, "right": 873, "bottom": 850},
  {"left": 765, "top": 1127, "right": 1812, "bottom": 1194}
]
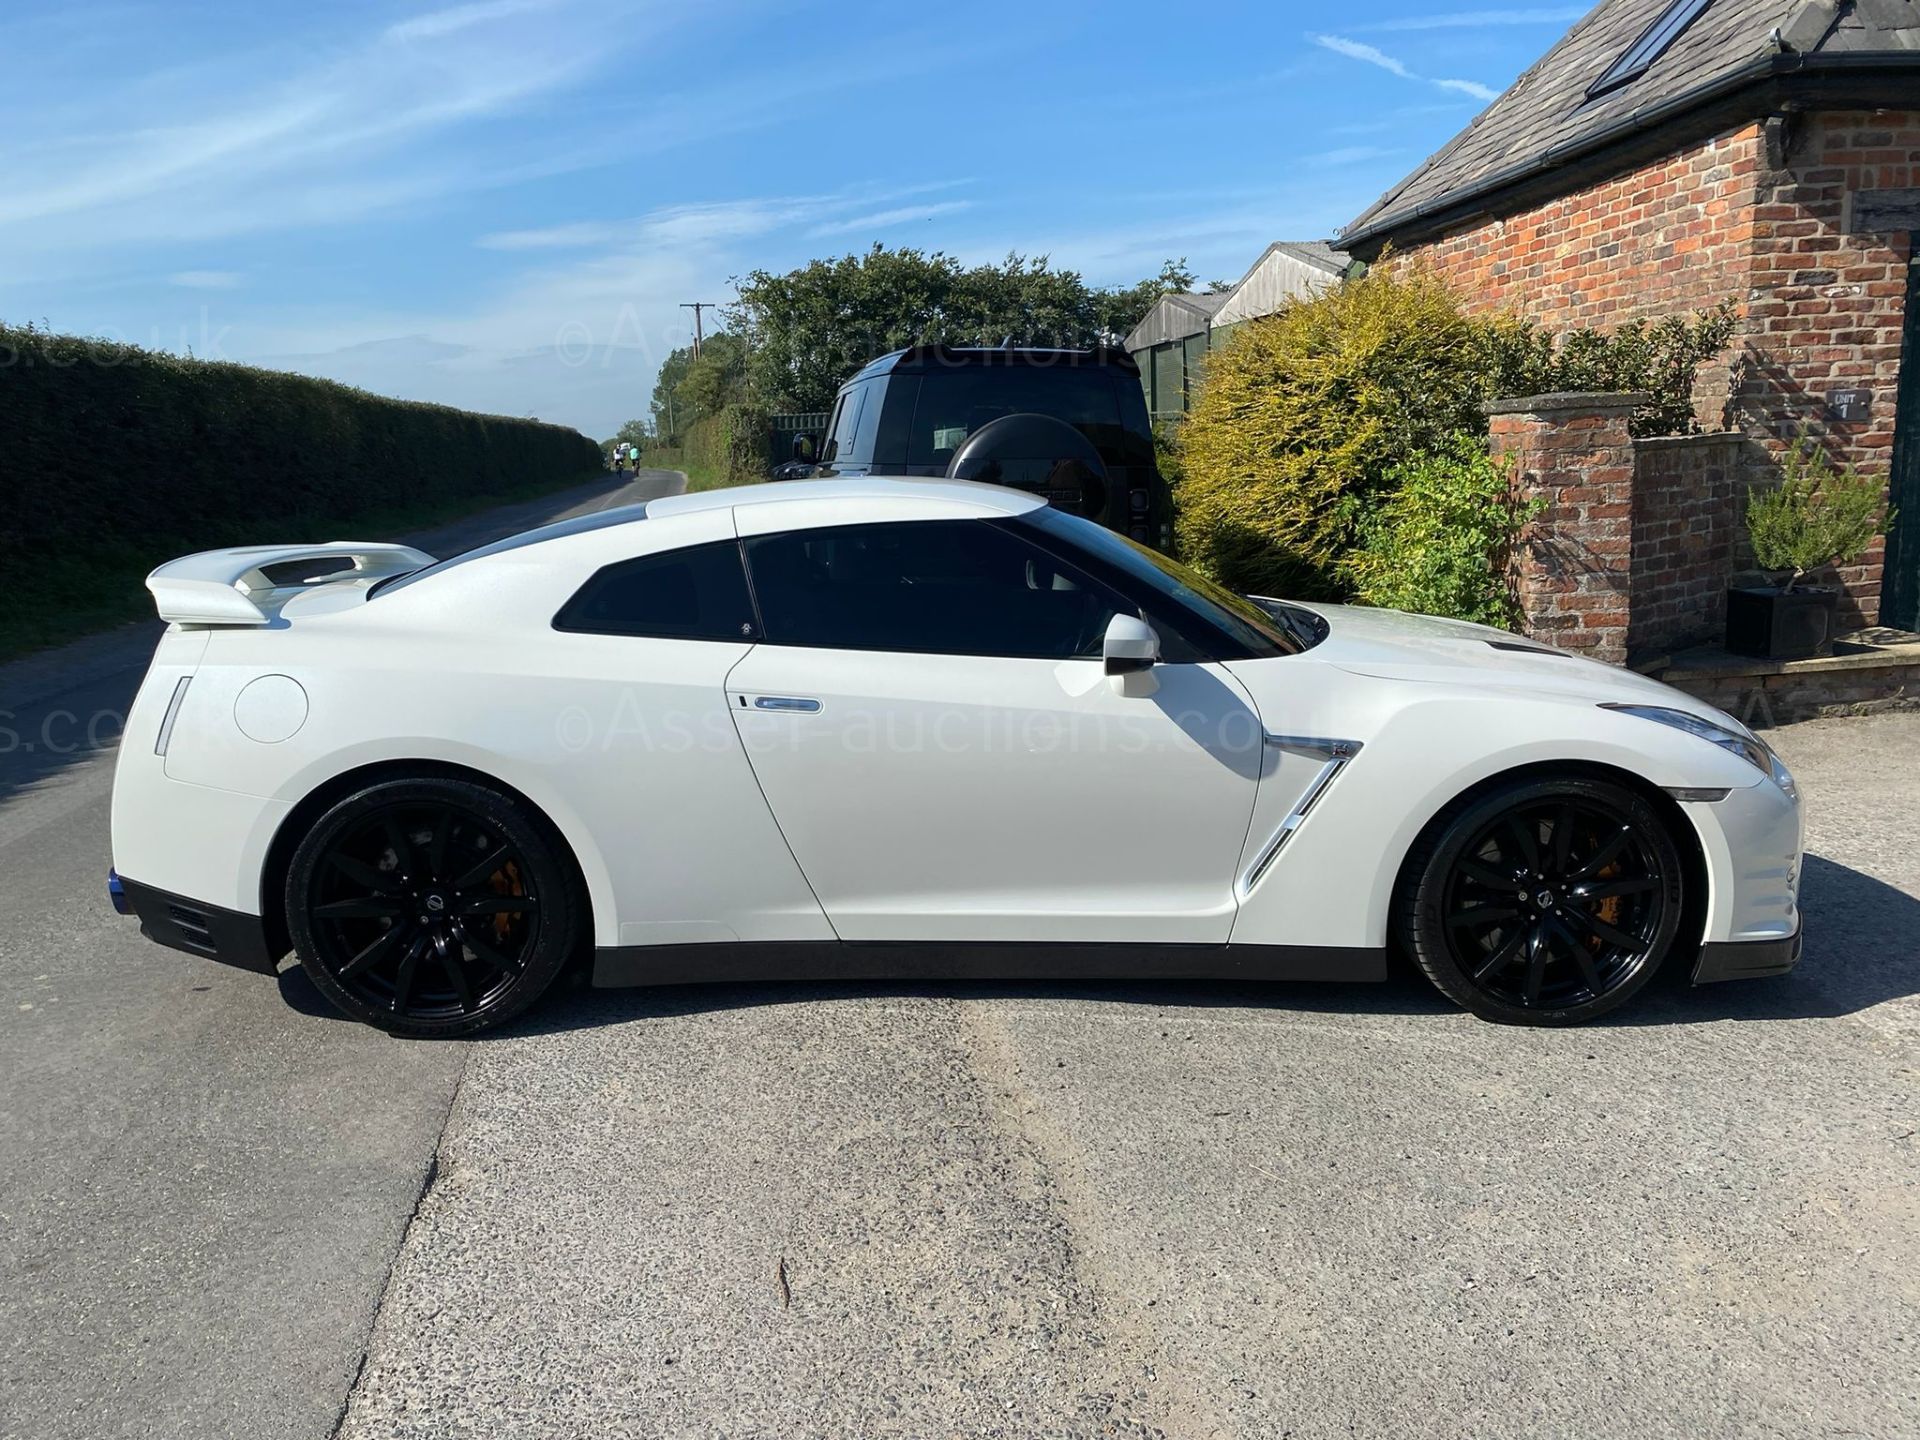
[
  {"left": 0, "top": 323, "right": 602, "bottom": 656},
  {"left": 643, "top": 403, "right": 770, "bottom": 492}
]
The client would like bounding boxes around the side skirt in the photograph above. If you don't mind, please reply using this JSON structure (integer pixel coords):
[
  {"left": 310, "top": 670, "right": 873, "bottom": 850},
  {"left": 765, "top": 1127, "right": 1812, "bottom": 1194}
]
[{"left": 592, "top": 940, "right": 1388, "bottom": 989}]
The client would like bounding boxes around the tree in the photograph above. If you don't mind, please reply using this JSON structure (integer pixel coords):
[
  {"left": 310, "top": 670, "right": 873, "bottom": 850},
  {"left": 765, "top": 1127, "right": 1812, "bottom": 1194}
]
[
  {"left": 649, "top": 331, "right": 750, "bottom": 437},
  {"left": 729, "top": 245, "right": 1197, "bottom": 412},
  {"left": 649, "top": 345, "right": 694, "bottom": 437},
  {"left": 1091, "top": 257, "right": 1198, "bottom": 342},
  {"left": 675, "top": 331, "right": 747, "bottom": 420}
]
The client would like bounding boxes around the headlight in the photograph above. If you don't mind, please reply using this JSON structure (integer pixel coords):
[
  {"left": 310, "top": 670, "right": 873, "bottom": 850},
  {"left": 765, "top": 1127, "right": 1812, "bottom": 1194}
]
[
  {"left": 1599, "top": 703, "right": 1772, "bottom": 776},
  {"left": 1766, "top": 745, "right": 1799, "bottom": 803}
]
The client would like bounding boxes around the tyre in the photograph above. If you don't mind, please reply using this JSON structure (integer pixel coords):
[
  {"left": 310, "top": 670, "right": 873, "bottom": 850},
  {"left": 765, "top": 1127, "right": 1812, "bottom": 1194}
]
[
  {"left": 285, "top": 776, "right": 582, "bottom": 1038},
  {"left": 1395, "top": 773, "right": 1686, "bottom": 1026}
]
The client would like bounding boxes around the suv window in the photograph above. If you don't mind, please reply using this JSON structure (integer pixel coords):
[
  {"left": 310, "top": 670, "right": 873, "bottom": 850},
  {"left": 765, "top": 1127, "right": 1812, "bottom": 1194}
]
[
  {"left": 553, "top": 539, "right": 756, "bottom": 641},
  {"left": 846, "top": 377, "right": 884, "bottom": 464},
  {"left": 743, "top": 520, "right": 1168, "bottom": 660},
  {"left": 824, "top": 383, "right": 865, "bottom": 462},
  {"left": 906, "top": 369, "right": 1126, "bottom": 470}
]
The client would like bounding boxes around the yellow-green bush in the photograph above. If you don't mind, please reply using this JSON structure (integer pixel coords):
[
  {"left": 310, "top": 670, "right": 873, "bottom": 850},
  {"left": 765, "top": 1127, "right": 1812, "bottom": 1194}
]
[{"left": 1175, "top": 267, "right": 1488, "bottom": 598}]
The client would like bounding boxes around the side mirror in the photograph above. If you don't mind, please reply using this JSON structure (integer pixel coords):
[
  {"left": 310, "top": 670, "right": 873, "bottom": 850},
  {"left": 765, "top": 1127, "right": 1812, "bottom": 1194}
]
[
  {"left": 1103, "top": 613, "right": 1159, "bottom": 676},
  {"left": 793, "top": 433, "right": 817, "bottom": 461}
]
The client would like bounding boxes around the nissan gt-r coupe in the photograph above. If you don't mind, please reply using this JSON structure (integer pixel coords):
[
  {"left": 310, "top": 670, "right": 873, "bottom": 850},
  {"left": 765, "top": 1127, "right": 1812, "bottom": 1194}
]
[{"left": 109, "top": 478, "right": 1803, "bottom": 1037}]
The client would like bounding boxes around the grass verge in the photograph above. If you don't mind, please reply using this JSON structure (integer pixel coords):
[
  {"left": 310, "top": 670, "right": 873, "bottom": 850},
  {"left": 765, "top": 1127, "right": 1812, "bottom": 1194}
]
[
  {"left": 635, "top": 447, "right": 746, "bottom": 493},
  {"left": 0, "top": 470, "right": 605, "bottom": 665}
]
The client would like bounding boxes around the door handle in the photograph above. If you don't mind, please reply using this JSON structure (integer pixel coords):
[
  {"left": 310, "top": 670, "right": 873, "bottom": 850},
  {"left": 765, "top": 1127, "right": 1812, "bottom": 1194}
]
[{"left": 747, "top": 695, "right": 821, "bottom": 713}]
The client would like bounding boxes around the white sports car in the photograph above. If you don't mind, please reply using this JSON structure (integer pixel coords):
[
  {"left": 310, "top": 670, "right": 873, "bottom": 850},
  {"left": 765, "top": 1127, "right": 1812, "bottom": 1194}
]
[{"left": 109, "top": 478, "right": 1803, "bottom": 1036}]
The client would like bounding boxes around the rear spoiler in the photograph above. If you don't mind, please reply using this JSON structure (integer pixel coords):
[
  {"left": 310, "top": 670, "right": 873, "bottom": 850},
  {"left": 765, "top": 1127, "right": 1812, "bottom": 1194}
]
[{"left": 146, "top": 542, "right": 436, "bottom": 625}]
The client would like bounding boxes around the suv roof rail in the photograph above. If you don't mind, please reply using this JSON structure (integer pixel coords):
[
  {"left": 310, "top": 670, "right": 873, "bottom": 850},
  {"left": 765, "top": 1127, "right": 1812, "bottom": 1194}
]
[{"left": 855, "top": 344, "right": 1141, "bottom": 380}]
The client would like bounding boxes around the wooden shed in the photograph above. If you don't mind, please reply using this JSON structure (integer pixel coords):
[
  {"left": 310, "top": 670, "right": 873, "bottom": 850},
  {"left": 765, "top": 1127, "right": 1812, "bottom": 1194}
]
[
  {"left": 1124, "top": 241, "right": 1348, "bottom": 418},
  {"left": 1124, "top": 291, "right": 1229, "bottom": 419}
]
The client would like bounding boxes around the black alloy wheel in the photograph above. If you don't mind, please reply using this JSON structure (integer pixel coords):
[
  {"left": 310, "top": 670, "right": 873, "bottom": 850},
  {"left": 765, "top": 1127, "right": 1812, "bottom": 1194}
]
[
  {"left": 1397, "top": 774, "right": 1686, "bottom": 1025},
  {"left": 286, "top": 777, "right": 580, "bottom": 1037}
]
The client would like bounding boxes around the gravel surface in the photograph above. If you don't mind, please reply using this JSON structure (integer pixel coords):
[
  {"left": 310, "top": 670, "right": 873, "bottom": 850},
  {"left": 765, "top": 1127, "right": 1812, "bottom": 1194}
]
[{"left": 335, "top": 714, "right": 1920, "bottom": 1440}]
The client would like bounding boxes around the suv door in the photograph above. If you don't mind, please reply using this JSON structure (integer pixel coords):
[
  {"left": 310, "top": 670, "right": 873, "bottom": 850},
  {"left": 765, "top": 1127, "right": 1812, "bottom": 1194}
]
[{"left": 723, "top": 512, "right": 1264, "bottom": 943}]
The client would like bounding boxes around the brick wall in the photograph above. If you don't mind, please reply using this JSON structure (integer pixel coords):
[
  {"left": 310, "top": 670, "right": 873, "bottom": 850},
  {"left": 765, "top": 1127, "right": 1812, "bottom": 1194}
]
[
  {"left": 1738, "top": 109, "right": 1915, "bottom": 623},
  {"left": 1391, "top": 109, "right": 1915, "bottom": 626},
  {"left": 1488, "top": 393, "right": 1638, "bottom": 664},
  {"left": 1628, "top": 432, "right": 1746, "bottom": 658},
  {"left": 1491, "top": 397, "right": 1757, "bottom": 663},
  {"left": 1404, "top": 125, "right": 1763, "bottom": 340}
]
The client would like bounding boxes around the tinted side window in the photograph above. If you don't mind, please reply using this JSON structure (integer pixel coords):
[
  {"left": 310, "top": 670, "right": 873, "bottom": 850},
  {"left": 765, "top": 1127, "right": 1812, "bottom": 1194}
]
[
  {"left": 554, "top": 540, "right": 756, "bottom": 641},
  {"left": 870, "top": 375, "right": 917, "bottom": 467},
  {"left": 744, "top": 520, "right": 1136, "bottom": 659},
  {"left": 906, "top": 368, "right": 1126, "bottom": 470},
  {"left": 845, "top": 378, "right": 884, "bottom": 464},
  {"left": 824, "top": 384, "right": 864, "bottom": 462}
]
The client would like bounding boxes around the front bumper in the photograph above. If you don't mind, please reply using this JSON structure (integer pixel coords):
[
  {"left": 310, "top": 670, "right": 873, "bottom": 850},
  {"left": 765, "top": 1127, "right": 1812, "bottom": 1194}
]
[
  {"left": 1693, "top": 922, "right": 1803, "bottom": 984},
  {"left": 110, "top": 871, "right": 280, "bottom": 976}
]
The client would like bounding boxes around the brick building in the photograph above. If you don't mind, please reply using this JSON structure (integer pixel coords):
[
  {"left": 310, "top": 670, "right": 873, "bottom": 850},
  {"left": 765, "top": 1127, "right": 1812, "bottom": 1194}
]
[{"left": 1335, "top": 0, "right": 1920, "bottom": 639}]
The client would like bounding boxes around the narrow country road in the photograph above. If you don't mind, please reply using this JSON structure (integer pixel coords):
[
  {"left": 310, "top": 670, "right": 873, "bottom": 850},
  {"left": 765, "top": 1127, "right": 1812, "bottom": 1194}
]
[{"left": 0, "top": 470, "right": 683, "bottom": 1440}]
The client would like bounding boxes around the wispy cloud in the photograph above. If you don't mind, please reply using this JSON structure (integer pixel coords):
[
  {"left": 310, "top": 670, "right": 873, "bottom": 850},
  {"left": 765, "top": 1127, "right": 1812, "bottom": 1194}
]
[
  {"left": 0, "top": 0, "right": 669, "bottom": 245},
  {"left": 808, "top": 200, "right": 973, "bottom": 237},
  {"left": 1306, "top": 146, "right": 1402, "bottom": 168},
  {"left": 168, "top": 270, "right": 246, "bottom": 289},
  {"left": 1315, "top": 35, "right": 1415, "bottom": 80},
  {"left": 1356, "top": 7, "right": 1584, "bottom": 31},
  {"left": 386, "top": 0, "right": 565, "bottom": 43},
  {"left": 481, "top": 183, "right": 976, "bottom": 257},
  {"left": 1313, "top": 33, "right": 1503, "bottom": 105},
  {"left": 477, "top": 222, "right": 621, "bottom": 250}
]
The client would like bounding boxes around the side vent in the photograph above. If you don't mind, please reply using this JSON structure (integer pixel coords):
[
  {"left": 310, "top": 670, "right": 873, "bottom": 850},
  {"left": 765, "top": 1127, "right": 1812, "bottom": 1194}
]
[
  {"left": 166, "top": 903, "right": 219, "bottom": 955},
  {"left": 1485, "top": 639, "right": 1575, "bottom": 658}
]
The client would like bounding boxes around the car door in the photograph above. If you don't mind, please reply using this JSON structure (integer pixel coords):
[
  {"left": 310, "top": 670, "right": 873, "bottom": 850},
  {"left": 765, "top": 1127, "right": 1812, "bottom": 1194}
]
[{"left": 723, "top": 510, "right": 1265, "bottom": 944}]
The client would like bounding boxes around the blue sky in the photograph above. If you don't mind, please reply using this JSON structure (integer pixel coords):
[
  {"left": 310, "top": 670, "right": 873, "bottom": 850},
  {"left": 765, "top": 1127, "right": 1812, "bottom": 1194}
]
[{"left": 0, "top": 1, "right": 1588, "bottom": 438}]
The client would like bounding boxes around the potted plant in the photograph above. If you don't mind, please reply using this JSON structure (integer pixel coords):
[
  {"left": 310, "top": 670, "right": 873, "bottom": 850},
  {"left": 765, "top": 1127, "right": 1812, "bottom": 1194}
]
[{"left": 1728, "top": 439, "right": 1888, "bottom": 660}]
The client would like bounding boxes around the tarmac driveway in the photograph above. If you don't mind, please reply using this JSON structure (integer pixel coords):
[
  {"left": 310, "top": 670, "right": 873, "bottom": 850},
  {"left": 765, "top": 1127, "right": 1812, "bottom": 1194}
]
[
  {"left": 1, "top": 497, "right": 1912, "bottom": 1438},
  {"left": 332, "top": 714, "right": 1920, "bottom": 1440}
]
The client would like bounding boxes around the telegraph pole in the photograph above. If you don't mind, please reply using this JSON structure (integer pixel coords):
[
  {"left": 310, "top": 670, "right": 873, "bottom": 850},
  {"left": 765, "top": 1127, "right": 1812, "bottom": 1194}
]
[{"left": 680, "top": 302, "right": 717, "bottom": 357}]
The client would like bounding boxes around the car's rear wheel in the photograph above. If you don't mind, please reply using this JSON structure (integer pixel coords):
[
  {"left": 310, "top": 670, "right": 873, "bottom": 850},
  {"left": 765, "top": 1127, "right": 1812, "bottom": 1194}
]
[
  {"left": 286, "top": 777, "right": 581, "bottom": 1037},
  {"left": 1396, "top": 774, "right": 1685, "bottom": 1026}
]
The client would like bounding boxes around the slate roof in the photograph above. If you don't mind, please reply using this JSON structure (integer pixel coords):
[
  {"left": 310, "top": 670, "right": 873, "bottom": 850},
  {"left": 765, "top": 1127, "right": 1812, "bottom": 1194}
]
[{"left": 1339, "top": 0, "right": 1920, "bottom": 252}]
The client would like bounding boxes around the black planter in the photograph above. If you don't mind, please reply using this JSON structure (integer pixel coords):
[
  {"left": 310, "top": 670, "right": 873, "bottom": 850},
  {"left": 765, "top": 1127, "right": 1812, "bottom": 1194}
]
[{"left": 1725, "top": 584, "right": 1839, "bottom": 660}]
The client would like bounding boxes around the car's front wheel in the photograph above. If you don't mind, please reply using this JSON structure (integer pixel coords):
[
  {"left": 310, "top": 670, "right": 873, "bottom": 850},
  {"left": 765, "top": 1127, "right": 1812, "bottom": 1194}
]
[
  {"left": 1396, "top": 773, "right": 1687, "bottom": 1026},
  {"left": 285, "top": 776, "right": 581, "bottom": 1037}
]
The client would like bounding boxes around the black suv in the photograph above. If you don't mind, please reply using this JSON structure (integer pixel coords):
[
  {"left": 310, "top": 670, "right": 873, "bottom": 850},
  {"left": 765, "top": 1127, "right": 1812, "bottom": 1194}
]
[{"left": 783, "top": 346, "right": 1171, "bottom": 548}]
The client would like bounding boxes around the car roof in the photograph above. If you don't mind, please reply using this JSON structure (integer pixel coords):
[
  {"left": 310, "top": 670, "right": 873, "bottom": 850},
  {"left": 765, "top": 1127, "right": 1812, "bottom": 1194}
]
[
  {"left": 646, "top": 475, "right": 1046, "bottom": 521},
  {"left": 845, "top": 344, "right": 1140, "bottom": 384},
  {"left": 371, "top": 479, "right": 1046, "bottom": 603}
]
